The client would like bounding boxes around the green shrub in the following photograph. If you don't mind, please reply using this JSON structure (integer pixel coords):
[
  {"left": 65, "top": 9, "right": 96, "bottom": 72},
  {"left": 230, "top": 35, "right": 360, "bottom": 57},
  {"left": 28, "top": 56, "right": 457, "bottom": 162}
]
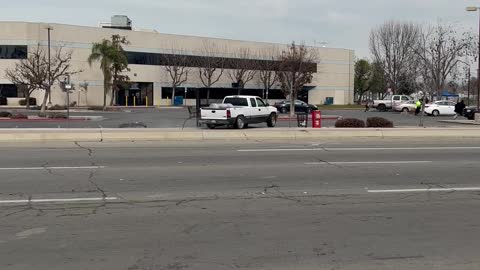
[
  {"left": 335, "top": 118, "right": 365, "bottom": 128},
  {"left": 48, "top": 112, "right": 68, "bottom": 119},
  {"left": 0, "top": 111, "right": 13, "bottom": 117},
  {"left": 48, "top": 104, "right": 66, "bottom": 110},
  {"left": 19, "top": 98, "right": 37, "bottom": 106},
  {"left": 11, "top": 113, "right": 28, "bottom": 119},
  {"left": 88, "top": 106, "right": 104, "bottom": 111},
  {"left": 366, "top": 117, "right": 394, "bottom": 128}
]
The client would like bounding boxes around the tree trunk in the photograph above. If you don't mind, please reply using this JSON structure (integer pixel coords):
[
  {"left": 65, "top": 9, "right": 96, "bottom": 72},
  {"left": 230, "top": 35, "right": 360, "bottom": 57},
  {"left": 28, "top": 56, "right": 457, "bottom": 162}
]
[
  {"left": 40, "top": 89, "right": 49, "bottom": 113},
  {"left": 25, "top": 92, "right": 30, "bottom": 109},
  {"left": 289, "top": 90, "right": 296, "bottom": 117},
  {"left": 103, "top": 78, "right": 108, "bottom": 111},
  {"left": 206, "top": 88, "right": 210, "bottom": 105},
  {"left": 110, "top": 85, "right": 116, "bottom": 106},
  {"left": 172, "top": 86, "right": 176, "bottom": 105}
]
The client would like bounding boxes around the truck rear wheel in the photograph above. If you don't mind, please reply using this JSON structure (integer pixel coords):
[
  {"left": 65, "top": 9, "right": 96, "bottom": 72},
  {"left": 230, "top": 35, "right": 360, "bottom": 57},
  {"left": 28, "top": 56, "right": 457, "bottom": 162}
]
[
  {"left": 267, "top": 113, "right": 277, "bottom": 127},
  {"left": 377, "top": 104, "right": 387, "bottom": 112},
  {"left": 235, "top": 116, "right": 246, "bottom": 129}
]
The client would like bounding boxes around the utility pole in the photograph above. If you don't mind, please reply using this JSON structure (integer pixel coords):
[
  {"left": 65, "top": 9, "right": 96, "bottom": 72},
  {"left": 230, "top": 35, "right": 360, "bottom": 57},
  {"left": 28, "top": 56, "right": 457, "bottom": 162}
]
[
  {"left": 467, "top": 68, "right": 471, "bottom": 106},
  {"left": 47, "top": 25, "right": 53, "bottom": 106}
]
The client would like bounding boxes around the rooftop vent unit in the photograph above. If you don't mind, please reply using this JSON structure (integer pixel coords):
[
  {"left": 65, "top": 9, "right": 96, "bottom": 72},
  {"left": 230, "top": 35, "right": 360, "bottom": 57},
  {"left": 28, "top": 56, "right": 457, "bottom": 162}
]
[{"left": 101, "top": 15, "right": 132, "bottom": 30}]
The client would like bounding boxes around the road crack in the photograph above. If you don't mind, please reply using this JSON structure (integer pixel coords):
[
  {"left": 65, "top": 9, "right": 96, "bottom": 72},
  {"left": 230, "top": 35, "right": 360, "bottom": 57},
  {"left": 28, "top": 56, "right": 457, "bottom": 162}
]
[{"left": 75, "top": 141, "right": 94, "bottom": 157}]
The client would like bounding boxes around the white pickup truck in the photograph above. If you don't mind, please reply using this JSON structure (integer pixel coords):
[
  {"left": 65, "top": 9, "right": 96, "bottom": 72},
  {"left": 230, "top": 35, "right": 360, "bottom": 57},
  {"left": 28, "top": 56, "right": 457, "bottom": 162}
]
[
  {"left": 200, "top": 95, "right": 278, "bottom": 129},
  {"left": 372, "top": 95, "right": 412, "bottom": 111}
]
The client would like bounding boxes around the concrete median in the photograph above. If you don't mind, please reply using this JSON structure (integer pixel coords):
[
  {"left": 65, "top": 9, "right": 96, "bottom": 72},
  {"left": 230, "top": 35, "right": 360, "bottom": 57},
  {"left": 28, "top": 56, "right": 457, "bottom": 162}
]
[{"left": 0, "top": 127, "right": 480, "bottom": 143}]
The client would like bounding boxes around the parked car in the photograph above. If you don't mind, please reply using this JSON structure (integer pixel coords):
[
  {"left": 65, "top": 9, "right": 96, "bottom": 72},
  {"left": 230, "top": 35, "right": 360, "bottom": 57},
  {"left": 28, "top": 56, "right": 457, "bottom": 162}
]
[
  {"left": 200, "top": 95, "right": 277, "bottom": 129},
  {"left": 463, "top": 106, "right": 478, "bottom": 120},
  {"left": 372, "top": 95, "right": 412, "bottom": 112},
  {"left": 394, "top": 100, "right": 416, "bottom": 112},
  {"left": 424, "top": 101, "right": 456, "bottom": 116},
  {"left": 275, "top": 100, "right": 318, "bottom": 114}
]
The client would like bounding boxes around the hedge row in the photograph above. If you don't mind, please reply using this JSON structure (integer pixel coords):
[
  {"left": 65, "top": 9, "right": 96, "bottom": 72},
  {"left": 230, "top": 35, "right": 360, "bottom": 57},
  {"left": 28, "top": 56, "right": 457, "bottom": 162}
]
[{"left": 335, "top": 117, "right": 394, "bottom": 128}]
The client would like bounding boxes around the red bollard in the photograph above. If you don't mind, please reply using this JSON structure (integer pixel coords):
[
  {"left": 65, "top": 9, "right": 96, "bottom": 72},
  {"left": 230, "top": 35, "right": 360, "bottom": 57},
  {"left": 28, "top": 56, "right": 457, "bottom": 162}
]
[{"left": 312, "top": 111, "right": 321, "bottom": 128}]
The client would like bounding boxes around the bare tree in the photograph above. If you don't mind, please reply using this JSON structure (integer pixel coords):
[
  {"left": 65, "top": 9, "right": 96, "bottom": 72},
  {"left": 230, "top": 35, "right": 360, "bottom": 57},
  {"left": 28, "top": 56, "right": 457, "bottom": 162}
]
[
  {"left": 369, "top": 21, "right": 421, "bottom": 94},
  {"left": 41, "top": 46, "right": 80, "bottom": 112},
  {"left": 257, "top": 48, "right": 280, "bottom": 102},
  {"left": 163, "top": 49, "right": 189, "bottom": 104},
  {"left": 4, "top": 45, "right": 80, "bottom": 112},
  {"left": 197, "top": 41, "right": 226, "bottom": 104},
  {"left": 277, "top": 42, "right": 318, "bottom": 117},
  {"left": 4, "top": 49, "right": 43, "bottom": 108},
  {"left": 414, "top": 23, "right": 474, "bottom": 98},
  {"left": 228, "top": 48, "right": 258, "bottom": 95}
]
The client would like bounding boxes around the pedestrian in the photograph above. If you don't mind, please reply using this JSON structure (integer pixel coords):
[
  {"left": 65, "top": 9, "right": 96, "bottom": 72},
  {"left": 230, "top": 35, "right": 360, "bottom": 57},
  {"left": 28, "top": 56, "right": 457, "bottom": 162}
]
[
  {"left": 415, "top": 100, "right": 422, "bottom": 116},
  {"left": 364, "top": 101, "right": 370, "bottom": 112},
  {"left": 454, "top": 100, "right": 466, "bottom": 119}
]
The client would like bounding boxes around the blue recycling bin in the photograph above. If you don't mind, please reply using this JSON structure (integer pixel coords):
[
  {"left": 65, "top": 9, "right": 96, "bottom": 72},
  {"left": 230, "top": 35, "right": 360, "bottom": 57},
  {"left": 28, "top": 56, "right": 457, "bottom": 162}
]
[
  {"left": 324, "top": 97, "right": 334, "bottom": 105},
  {"left": 174, "top": 96, "right": 184, "bottom": 106}
]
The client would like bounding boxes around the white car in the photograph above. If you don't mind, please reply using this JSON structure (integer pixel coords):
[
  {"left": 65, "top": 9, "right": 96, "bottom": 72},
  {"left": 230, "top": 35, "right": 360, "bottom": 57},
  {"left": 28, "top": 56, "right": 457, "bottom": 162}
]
[
  {"left": 424, "top": 101, "right": 456, "bottom": 116},
  {"left": 394, "top": 100, "right": 417, "bottom": 112}
]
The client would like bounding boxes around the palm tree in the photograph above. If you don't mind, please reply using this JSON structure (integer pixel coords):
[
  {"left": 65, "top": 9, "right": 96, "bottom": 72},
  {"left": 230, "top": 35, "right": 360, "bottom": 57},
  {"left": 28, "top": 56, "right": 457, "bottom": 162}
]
[{"left": 88, "top": 40, "right": 116, "bottom": 110}]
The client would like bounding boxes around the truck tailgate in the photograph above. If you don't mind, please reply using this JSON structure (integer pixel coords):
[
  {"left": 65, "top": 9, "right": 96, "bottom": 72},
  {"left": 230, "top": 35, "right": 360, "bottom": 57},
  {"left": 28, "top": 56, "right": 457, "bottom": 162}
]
[{"left": 200, "top": 108, "right": 228, "bottom": 120}]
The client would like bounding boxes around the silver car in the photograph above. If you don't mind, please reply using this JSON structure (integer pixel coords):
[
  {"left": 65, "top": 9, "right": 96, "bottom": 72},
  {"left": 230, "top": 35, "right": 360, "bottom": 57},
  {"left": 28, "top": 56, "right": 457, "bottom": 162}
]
[{"left": 394, "top": 100, "right": 416, "bottom": 112}]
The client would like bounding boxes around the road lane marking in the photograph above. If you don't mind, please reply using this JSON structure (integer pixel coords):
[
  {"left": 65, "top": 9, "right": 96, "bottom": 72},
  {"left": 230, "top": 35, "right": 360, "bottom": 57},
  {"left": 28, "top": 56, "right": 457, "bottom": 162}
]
[
  {"left": 0, "top": 166, "right": 106, "bottom": 171},
  {"left": 238, "top": 146, "right": 480, "bottom": 152},
  {"left": 368, "top": 187, "right": 480, "bottom": 193},
  {"left": 0, "top": 197, "right": 118, "bottom": 204},
  {"left": 305, "top": 161, "right": 432, "bottom": 165}
]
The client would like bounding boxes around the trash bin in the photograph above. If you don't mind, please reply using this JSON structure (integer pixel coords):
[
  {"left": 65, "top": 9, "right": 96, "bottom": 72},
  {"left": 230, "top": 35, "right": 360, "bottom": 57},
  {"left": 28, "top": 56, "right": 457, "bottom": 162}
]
[
  {"left": 174, "top": 96, "right": 184, "bottom": 106},
  {"left": 297, "top": 113, "right": 308, "bottom": 128},
  {"left": 325, "top": 97, "right": 334, "bottom": 105}
]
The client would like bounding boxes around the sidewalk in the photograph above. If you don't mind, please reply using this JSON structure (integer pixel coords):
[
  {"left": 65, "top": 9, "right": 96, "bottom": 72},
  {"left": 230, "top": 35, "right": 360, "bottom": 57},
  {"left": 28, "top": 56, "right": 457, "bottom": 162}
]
[
  {"left": 1, "top": 127, "right": 480, "bottom": 143},
  {"left": 438, "top": 120, "right": 480, "bottom": 125}
]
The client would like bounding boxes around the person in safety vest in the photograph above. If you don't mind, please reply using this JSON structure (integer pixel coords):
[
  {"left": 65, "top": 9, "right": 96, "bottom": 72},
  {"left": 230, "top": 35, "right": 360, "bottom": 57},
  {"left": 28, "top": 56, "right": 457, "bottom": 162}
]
[{"left": 415, "top": 100, "right": 422, "bottom": 116}]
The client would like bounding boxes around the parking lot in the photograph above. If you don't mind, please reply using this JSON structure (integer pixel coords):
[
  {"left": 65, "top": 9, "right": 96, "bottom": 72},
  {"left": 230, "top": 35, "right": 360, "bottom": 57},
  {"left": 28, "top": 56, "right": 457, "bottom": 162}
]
[{"left": 0, "top": 107, "right": 470, "bottom": 129}]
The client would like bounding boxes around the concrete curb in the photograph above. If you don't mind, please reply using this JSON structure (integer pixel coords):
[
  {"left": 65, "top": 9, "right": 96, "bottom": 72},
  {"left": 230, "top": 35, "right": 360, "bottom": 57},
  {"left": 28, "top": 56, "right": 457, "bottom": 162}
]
[{"left": 1, "top": 127, "right": 480, "bottom": 143}]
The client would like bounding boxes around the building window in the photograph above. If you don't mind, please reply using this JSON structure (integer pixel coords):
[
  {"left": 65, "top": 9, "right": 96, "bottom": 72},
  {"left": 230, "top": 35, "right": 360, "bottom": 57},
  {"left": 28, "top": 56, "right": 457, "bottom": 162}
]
[
  {"left": 0, "top": 45, "right": 27, "bottom": 59},
  {"left": 0, "top": 84, "right": 20, "bottom": 97}
]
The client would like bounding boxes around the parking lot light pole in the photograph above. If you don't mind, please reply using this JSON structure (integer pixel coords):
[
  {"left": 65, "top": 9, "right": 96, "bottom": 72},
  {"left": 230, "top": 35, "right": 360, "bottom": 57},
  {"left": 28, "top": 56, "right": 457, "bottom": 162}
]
[
  {"left": 458, "top": 59, "right": 471, "bottom": 105},
  {"left": 46, "top": 25, "right": 53, "bottom": 106},
  {"left": 466, "top": 6, "right": 480, "bottom": 111}
]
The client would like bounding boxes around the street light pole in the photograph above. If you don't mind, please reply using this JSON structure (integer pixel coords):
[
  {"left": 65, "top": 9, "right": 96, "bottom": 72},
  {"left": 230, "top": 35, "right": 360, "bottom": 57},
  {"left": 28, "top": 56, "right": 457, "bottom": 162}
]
[
  {"left": 458, "top": 59, "right": 471, "bottom": 105},
  {"left": 467, "top": 7, "right": 480, "bottom": 111},
  {"left": 476, "top": 10, "right": 480, "bottom": 111},
  {"left": 46, "top": 25, "right": 53, "bottom": 106},
  {"left": 468, "top": 68, "right": 471, "bottom": 105}
]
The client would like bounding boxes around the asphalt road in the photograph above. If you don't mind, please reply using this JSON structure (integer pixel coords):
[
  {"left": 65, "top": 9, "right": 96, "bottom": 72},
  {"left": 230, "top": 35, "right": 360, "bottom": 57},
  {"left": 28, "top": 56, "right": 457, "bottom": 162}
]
[
  {"left": 0, "top": 107, "right": 469, "bottom": 128},
  {"left": 1, "top": 138, "right": 480, "bottom": 269}
]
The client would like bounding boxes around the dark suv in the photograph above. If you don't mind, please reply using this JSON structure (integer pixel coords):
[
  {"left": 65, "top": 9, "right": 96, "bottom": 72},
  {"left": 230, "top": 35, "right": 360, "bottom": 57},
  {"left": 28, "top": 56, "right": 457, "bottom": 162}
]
[
  {"left": 464, "top": 107, "right": 478, "bottom": 120},
  {"left": 275, "top": 100, "right": 318, "bottom": 114}
]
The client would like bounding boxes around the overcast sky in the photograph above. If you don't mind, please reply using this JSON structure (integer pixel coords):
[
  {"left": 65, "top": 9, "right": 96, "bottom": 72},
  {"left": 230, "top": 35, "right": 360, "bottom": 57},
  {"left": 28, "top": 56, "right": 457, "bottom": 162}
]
[{"left": 1, "top": 0, "right": 480, "bottom": 58}]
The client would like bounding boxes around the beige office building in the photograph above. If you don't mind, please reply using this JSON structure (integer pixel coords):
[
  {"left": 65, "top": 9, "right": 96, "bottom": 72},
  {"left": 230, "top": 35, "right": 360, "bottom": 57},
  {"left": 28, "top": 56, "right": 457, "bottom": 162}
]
[{"left": 0, "top": 18, "right": 354, "bottom": 107}]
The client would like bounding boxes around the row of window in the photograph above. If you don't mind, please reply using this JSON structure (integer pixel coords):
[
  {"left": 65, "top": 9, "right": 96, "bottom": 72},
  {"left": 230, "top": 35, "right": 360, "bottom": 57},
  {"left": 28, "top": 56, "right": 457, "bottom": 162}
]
[
  {"left": 160, "top": 87, "right": 287, "bottom": 99},
  {"left": 127, "top": 51, "right": 317, "bottom": 72},
  {"left": 0, "top": 45, "right": 317, "bottom": 73},
  {"left": 0, "top": 45, "right": 27, "bottom": 59}
]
